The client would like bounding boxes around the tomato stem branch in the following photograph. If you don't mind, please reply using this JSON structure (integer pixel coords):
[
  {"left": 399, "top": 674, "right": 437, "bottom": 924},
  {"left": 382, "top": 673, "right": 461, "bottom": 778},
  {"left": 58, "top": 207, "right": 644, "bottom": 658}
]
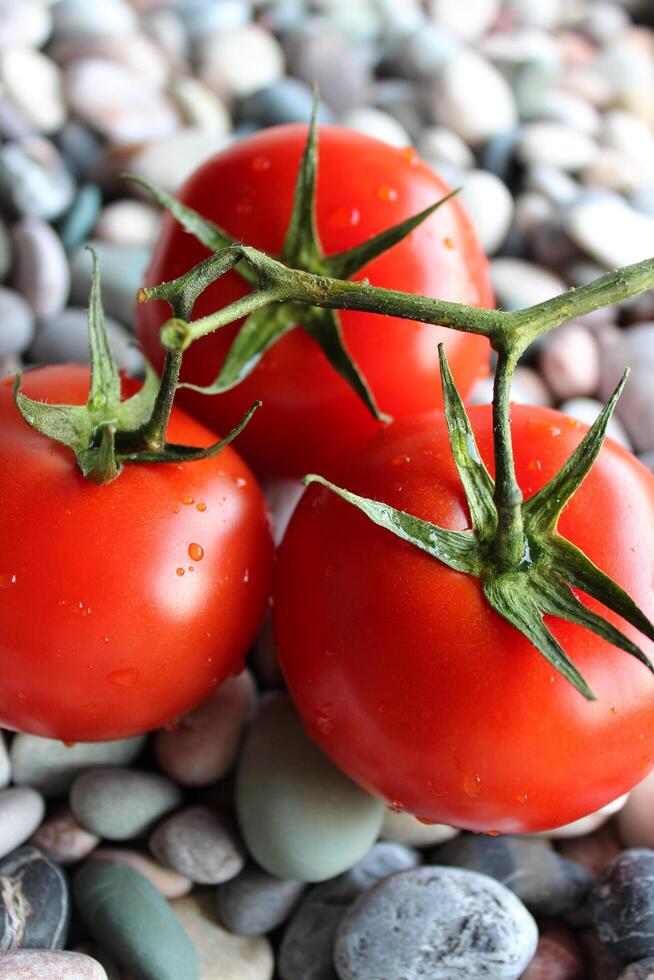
[{"left": 492, "top": 352, "right": 524, "bottom": 568}]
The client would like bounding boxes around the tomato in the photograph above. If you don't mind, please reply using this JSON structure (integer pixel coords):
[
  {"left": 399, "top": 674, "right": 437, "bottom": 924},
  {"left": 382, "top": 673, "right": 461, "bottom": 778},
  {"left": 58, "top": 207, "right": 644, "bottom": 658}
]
[
  {"left": 0, "top": 365, "right": 273, "bottom": 742},
  {"left": 273, "top": 405, "right": 654, "bottom": 833},
  {"left": 137, "top": 125, "right": 493, "bottom": 479}
]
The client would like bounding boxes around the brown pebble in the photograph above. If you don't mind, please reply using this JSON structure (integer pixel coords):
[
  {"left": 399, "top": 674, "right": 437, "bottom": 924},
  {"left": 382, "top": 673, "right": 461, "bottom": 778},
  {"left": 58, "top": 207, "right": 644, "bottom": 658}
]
[
  {"left": 88, "top": 847, "right": 192, "bottom": 899},
  {"left": 520, "top": 922, "right": 585, "bottom": 980},
  {"left": 557, "top": 824, "right": 623, "bottom": 876},
  {"left": 31, "top": 806, "right": 99, "bottom": 864}
]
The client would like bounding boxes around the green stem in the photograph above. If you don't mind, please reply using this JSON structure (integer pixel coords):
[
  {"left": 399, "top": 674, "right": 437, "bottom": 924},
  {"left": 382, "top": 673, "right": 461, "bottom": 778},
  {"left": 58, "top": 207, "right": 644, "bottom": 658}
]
[
  {"left": 138, "top": 351, "right": 183, "bottom": 450},
  {"left": 492, "top": 352, "right": 524, "bottom": 568}
]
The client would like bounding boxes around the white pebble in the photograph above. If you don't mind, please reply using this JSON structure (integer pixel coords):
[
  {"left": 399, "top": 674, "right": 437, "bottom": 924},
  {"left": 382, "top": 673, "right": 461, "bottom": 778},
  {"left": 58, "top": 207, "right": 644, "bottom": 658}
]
[
  {"left": 169, "top": 76, "right": 231, "bottom": 137},
  {"left": 565, "top": 196, "right": 654, "bottom": 268},
  {"left": 199, "top": 25, "right": 285, "bottom": 99},
  {"left": 50, "top": 33, "right": 169, "bottom": 90},
  {"left": 582, "top": 147, "right": 652, "bottom": 195},
  {"left": 0, "top": 0, "right": 52, "bottom": 50},
  {"left": 617, "top": 771, "right": 654, "bottom": 849},
  {"left": 512, "top": 191, "right": 556, "bottom": 232},
  {"left": 12, "top": 217, "right": 70, "bottom": 319},
  {"left": 490, "top": 258, "right": 566, "bottom": 311},
  {"left": 539, "top": 324, "right": 600, "bottom": 400},
  {"left": 602, "top": 108, "right": 654, "bottom": 183},
  {"left": 51, "top": 0, "right": 138, "bottom": 41},
  {"left": 517, "top": 122, "right": 599, "bottom": 172},
  {"left": 581, "top": 1, "right": 631, "bottom": 44},
  {"left": 340, "top": 107, "right": 410, "bottom": 148},
  {"left": 559, "top": 398, "right": 632, "bottom": 449},
  {"left": 427, "top": 0, "right": 500, "bottom": 42},
  {"left": 457, "top": 169, "right": 513, "bottom": 255},
  {"left": 425, "top": 49, "right": 517, "bottom": 147},
  {"left": 598, "top": 323, "right": 654, "bottom": 452},
  {"left": 380, "top": 808, "right": 460, "bottom": 848},
  {"left": 94, "top": 200, "right": 161, "bottom": 248},
  {"left": 417, "top": 126, "right": 474, "bottom": 170},
  {"left": 0, "top": 48, "right": 66, "bottom": 135},
  {"left": 537, "top": 90, "right": 601, "bottom": 137},
  {"left": 524, "top": 164, "right": 580, "bottom": 207},
  {"left": 0, "top": 787, "right": 45, "bottom": 858},
  {"left": 114, "top": 129, "right": 230, "bottom": 195},
  {"left": 504, "top": 0, "right": 563, "bottom": 30}
]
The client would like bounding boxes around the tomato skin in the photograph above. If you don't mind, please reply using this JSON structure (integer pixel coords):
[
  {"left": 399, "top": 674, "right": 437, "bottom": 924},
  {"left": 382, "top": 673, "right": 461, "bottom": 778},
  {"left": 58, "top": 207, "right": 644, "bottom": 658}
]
[
  {"left": 0, "top": 365, "right": 273, "bottom": 742},
  {"left": 136, "top": 125, "right": 493, "bottom": 479},
  {"left": 273, "top": 405, "right": 654, "bottom": 833}
]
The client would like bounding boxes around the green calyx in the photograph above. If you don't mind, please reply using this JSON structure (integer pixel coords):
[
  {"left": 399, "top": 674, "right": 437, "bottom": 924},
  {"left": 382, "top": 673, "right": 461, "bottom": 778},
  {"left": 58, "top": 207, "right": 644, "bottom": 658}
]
[
  {"left": 305, "top": 347, "right": 654, "bottom": 701},
  {"left": 15, "top": 248, "right": 259, "bottom": 485}
]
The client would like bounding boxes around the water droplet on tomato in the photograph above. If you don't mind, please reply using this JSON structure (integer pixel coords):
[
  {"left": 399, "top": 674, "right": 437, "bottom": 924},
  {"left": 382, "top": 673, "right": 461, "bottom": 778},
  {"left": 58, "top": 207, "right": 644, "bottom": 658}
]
[
  {"left": 377, "top": 185, "right": 398, "bottom": 202},
  {"left": 528, "top": 459, "right": 542, "bottom": 472},
  {"left": 427, "top": 779, "right": 447, "bottom": 797},
  {"left": 107, "top": 667, "right": 139, "bottom": 687},
  {"left": 188, "top": 543, "right": 204, "bottom": 561},
  {"left": 181, "top": 496, "right": 194, "bottom": 505},
  {"left": 0, "top": 572, "right": 16, "bottom": 588},
  {"left": 641, "top": 757, "right": 652, "bottom": 769},
  {"left": 314, "top": 704, "right": 335, "bottom": 735},
  {"left": 197, "top": 502, "right": 207, "bottom": 512},
  {"left": 188, "top": 566, "right": 194, "bottom": 572},
  {"left": 234, "top": 476, "right": 247, "bottom": 488},
  {"left": 17, "top": 690, "right": 26, "bottom": 701},
  {"left": 401, "top": 146, "right": 418, "bottom": 165},
  {"left": 391, "top": 454, "right": 411, "bottom": 466},
  {"left": 62, "top": 740, "right": 76, "bottom": 748},
  {"left": 610, "top": 706, "right": 618, "bottom": 715},
  {"left": 388, "top": 800, "right": 404, "bottom": 813},
  {"left": 82, "top": 702, "right": 95, "bottom": 714},
  {"left": 324, "top": 649, "right": 336, "bottom": 658},
  {"left": 176, "top": 567, "right": 185, "bottom": 577},
  {"left": 252, "top": 155, "right": 271, "bottom": 172},
  {"left": 486, "top": 829, "right": 501, "bottom": 836},
  {"left": 463, "top": 773, "right": 481, "bottom": 798},
  {"left": 443, "top": 237, "right": 455, "bottom": 250},
  {"left": 515, "top": 792, "right": 528, "bottom": 805},
  {"left": 172, "top": 504, "right": 180, "bottom": 513},
  {"left": 416, "top": 816, "right": 438, "bottom": 825},
  {"left": 243, "top": 568, "right": 250, "bottom": 583},
  {"left": 329, "top": 205, "right": 360, "bottom": 228}
]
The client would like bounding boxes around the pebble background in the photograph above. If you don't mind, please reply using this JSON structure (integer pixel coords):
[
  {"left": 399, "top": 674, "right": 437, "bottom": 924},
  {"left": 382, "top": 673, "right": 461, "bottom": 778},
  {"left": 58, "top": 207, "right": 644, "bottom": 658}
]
[{"left": 2, "top": 0, "right": 654, "bottom": 977}]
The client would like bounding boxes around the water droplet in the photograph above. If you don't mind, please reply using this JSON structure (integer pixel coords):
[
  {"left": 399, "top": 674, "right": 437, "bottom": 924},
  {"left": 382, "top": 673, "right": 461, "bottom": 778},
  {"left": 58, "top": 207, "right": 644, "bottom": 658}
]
[
  {"left": 172, "top": 504, "right": 180, "bottom": 514},
  {"left": 243, "top": 568, "right": 250, "bottom": 583},
  {"left": 235, "top": 477, "right": 247, "bottom": 488},
  {"left": 62, "top": 740, "right": 76, "bottom": 748},
  {"left": 427, "top": 779, "right": 448, "bottom": 798},
  {"left": 176, "top": 567, "right": 185, "bottom": 577},
  {"left": 486, "top": 829, "right": 501, "bottom": 836},
  {"left": 391, "top": 454, "right": 411, "bottom": 466},
  {"left": 388, "top": 800, "right": 404, "bottom": 812},
  {"left": 515, "top": 793, "right": 528, "bottom": 805},
  {"left": 401, "top": 146, "right": 418, "bottom": 165},
  {"left": 17, "top": 690, "right": 26, "bottom": 701},
  {"left": 639, "top": 732, "right": 646, "bottom": 740},
  {"left": 181, "top": 495, "right": 194, "bottom": 505},
  {"left": 463, "top": 773, "right": 481, "bottom": 798},
  {"left": 324, "top": 649, "right": 336, "bottom": 658},
  {"left": 314, "top": 704, "right": 335, "bottom": 735},
  {"left": 197, "top": 502, "right": 207, "bottom": 512},
  {"left": 0, "top": 572, "right": 16, "bottom": 588},
  {"left": 188, "top": 543, "right": 204, "bottom": 561},
  {"left": 641, "top": 757, "right": 652, "bottom": 769},
  {"left": 610, "top": 706, "right": 618, "bottom": 715},
  {"left": 252, "top": 155, "right": 271, "bottom": 172},
  {"left": 329, "top": 205, "right": 360, "bottom": 228},
  {"left": 82, "top": 702, "right": 95, "bottom": 714},
  {"left": 443, "top": 237, "right": 455, "bottom": 250},
  {"left": 528, "top": 459, "right": 542, "bottom": 472},
  {"left": 377, "top": 185, "right": 398, "bottom": 202},
  {"left": 107, "top": 667, "right": 139, "bottom": 687}
]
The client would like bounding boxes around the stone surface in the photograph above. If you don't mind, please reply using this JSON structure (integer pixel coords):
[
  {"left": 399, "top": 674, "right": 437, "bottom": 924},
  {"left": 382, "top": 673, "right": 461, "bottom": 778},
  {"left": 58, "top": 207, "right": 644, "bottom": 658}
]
[
  {"left": 70, "top": 768, "right": 182, "bottom": 841},
  {"left": 93, "top": 200, "right": 161, "bottom": 248},
  {"left": 0, "top": 287, "right": 35, "bottom": 357},
  {"left": 0, "top": 846, "right": 69, "bottom": 950},
  {"left": 216, "top": 863, "right": 305, "bottom": 936},
  {"left": 51, "top": 0, "right": 138, "bottom": 41},
  {"left": 458, "top": 169, "right": 514, "bottom": 255},
  {"left": 589, "top": 848, "right": 654, "bottom": 961},
  {"left": 618, "top": 772, "right": 654, "bottom": 850},
  {"left": 30, "top": 307, "right": 143, "bottom": 376},
  {"left": 619, "top": 960, "right": 654, "bottom": 980},
  {"left": 236, "top": 695, "right": 384, "bottom": 882},
  {"left": 59, "top": 183, "right": 103, "bottom": 252},
  {"left": 0, "top": 950, "right": 108, "bottom": 980},
  {"left": 89, "top": 848, "right": 191, "bottom": 898},
  {"left": 517, "top": 123, "right": 598, "bottom": 172},
  {"left": 565, "top": 197, "right": 654, "bottom": 269},
  {"left": 558, "top": 824, "right": 624, "bottom": 877},
  {"left": 340, "top": 107, "right": 411, "bottom": 148},
  {"left": 0, "top": 49, "right": 65, "bottom": 135},
  {"left": 70, "top": 240, "right": 150, "bottom": 325},
  {"left": 519, "top": 921, "right": 585, "bottom": 980},
  {"left": 11, "top": 216, "right": 70, "bottom": 319},
  {"left": 199, "top": 24, "right": 284, "bottom": 99},
  {"left": 0, "top": 137, "right": 75, "bottom": 222},
  {"left": 490, "top": 258, "right": 565, "bottom": 310},
  {"left": 150, "top": 805, "right": 244, "bottom": 885},
  {"left": 0, "top": 788, "right": 45, "bottom": 859},
  {"left": 240, "top": 79, "right": 334, "bottom": 127},
  {"left": 10, "top": 734, "right": 145, "bottom": 798},
  {"left": 0, "top": 0, "right": 53, "bottom": 50},
  {"left": 334, "top": 866, "right": 538, "bottom": 980},
  {"left": 539, "top": 323, "right": 600, "bottom": 400},
  {"left": 31, "top": 806, "right": 99, "bottom": 865},
  {"left": 74, "top": 860, "right": 199, "bottom": 980}
]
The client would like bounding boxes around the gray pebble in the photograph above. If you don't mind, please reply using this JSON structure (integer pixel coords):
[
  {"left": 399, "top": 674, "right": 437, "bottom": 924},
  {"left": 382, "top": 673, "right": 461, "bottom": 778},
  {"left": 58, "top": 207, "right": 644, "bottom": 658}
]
[
  {"left": 175, "top": 0, "right": 251, "bottom": 39},
  {"left": 517, "top": 123, "right": 599, "bottom": 172},
  {"left": 0, "top": 950, "right": 108, "bottom": 980},
  {"left": 0, "top": 846, "right": 69, "bottom": 950},
  {"left": 619, "top": 959, "right": 654, "bottom": 980},
  {"left": 70, "top": 768, "right": 182, "bottom": 841},
  {"left": 340, "top": 107, "right": 410, "bottom": 148},
  {"left": 0, "top": 787, "right": 45, "bottom": 858},
  {"left": 589, "top": 848, "right": 654, "bottom": 961},
  {"left": 10, "top": 733, "right": 145, "bottom": 798},
  {"left": 57, "top": 122, "right": 103, "bottom": 181},
  {"left": 334, "top": 866, "right": 538, "bottom": 980},
  {"left": 391, "top": 24, "right": 460, "bottom": 81},
  {"left": 417, "top": 125, "right": 474, "bottom": 170},
  {"left": 149, "top": 805, "right": 245, "bottom": 885},
  {"left": 240, "top": 78, "right": 334, "bottom": 128},
  {"left": 490, "top": 258, "right": 565, "bottom": 311},
  {"left": 284, "top": 23, "right": 371, "bottom": 112},
  {"left": 70, "top": 241, "right": 150, "bottom": 326},
  {"left": 11, "top": 216, "right": 70, "bottom": 319},
  {"left": 0, "top": 286, "right": 35, "bottom": 357},
  {"left": 216, "top": 863, "right": 305, "bottom": 935},
  {"left": 279, "top": 842, "right": 420, "bottom": 980},
  {"left": 30, "top": 307, "right": 143, "bottom": 376},
  {"left": 59, "top": 184, "right": 102, "bottom": 252},
  {"left": 0, "top": 138, "right": 75, "bottom": 222},
  {"left": 31, "top": 806, "right": 99, "bottom": 866},
  {"left": 51, "top": 0, "right": 137, "bottom": 42},
  {"left": 631, "top": 188, "right": 654, "bottom": 220},
  {"left": 539, "top": 323, "right": 600, "bottom": 400},
  {"left": 598, "top": 323, "right": 654, "bottom": 452}
]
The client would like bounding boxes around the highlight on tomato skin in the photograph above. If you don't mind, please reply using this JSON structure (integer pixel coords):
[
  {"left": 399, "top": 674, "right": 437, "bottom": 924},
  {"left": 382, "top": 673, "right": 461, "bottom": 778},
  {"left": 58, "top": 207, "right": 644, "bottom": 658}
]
[
  {"left": 0, "top": 364, "right": 274, "bottom": 742},
  {"left": 272, "top": 405, "right": 654, "bottom": 834},
  {"left": 136, "top": 124, "right": 494, "bottom": 479}
]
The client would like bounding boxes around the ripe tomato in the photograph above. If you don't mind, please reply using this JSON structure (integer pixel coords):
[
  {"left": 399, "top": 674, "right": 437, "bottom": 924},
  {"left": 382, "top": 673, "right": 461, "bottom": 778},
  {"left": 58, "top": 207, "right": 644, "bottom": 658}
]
[
  {"left": 137, "top": 125, "right": 493, "bottom": 478},
  {"left": 0, "top": 365, "right": 272, "bottom": 742},
  {"left": 273, "top": 405, "right": 654, "bottom": 833}
]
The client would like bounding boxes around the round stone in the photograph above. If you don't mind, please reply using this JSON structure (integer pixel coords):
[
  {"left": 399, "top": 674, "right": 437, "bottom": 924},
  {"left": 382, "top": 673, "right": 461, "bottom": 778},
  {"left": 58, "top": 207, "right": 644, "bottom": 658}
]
[
  {"left": 0, "top": 287, "right": 35, "bottom": 357},
  {"left": 74, "top": 860, "right": 198, "bottom": 980},
  {"left": 428, "top": 0, "right": 500, "bottom": 41},
  {"left": 417, "top": 126, "right": 475, "bottom": 170},
  {"left": 598, "top": 323, "right": 654, "bottom": 451},
  {"left": 51, "top": 0, "right": 138, "bottom": 41},
  {"left": 340, "top": 107, "right": 411, "bottom": 148},
  {"left": 169, "top": 76, "right": 231, "bottom": 136},
  {"left": 10, "top": 733, "right": 145, "bottom": 798},
  {"left": 155, "top": 670, "right": 255, "bottom": 787},
  {"left": 150, "top": 805, "right": 244, "bottom": 885},
  {"left": 236, "top": 695, "right": 384, "bottom": 882},
  {"left": 490, "top": 258, "right": 565, "bottom": 311},
  {"left": 0, "top": 846, "right": 69, "bottom": 950},
  {"left": 334, "top": 866, "right": 538, "bottom": 980},
  {"left": 58, "top": 122, "right": 103, "bottom": 181},
  {"left": 0, "top": 0, "right": 53, "bottom": 50},
  {"left": 0, "top": 950, "right": 108, "bottom": 980},
  {"left": 11, "top": 216, "right": 70, "bottom": 319},
  {"left": 565, "top": 197, "right": 654, "bottom": 269},
  {"left": 31, "top": 806, "right": 99, "bottom": 865},
  {"left": 0, "top": 788, "right": 45, "bottom": 859},
  {"left": 102, "top": 129, "right": 228, "bottom": 196},
  {"left": 59, "top": 183, "right": 103, "bottom": 252},
  {"left": 174, "top": 0, "right": 251, "bottom": 38},
  {"left": 93, "top": 200, "right": 161, "bottom": 248},
  {"left": 519, "top": 921, "right": 585, "bottom": 980},
  {"left": 0, "top": 137, "right": 75, "bottom": 221},
  {"left": 30, "top": 307, "right": 144, "bottom": 377},
  {"left": 50, "top": 34, "right": 169, "bottom": 90},
  {"left": 469, "top": 366, "right": 554, "bottom": 408},
  {"left": 89, "top": 848, "right": 191, "bottom": 899},
  {"left": 0, "top": 48, "right": 65, "bottom": 135},
  {"left": 216, "top": 864, "right": 305, "bottom": 935},
  {"left": 517, "top": 123, "right": 599, "bottom": 172},
  {"left": 539, "top": 324, "right": 600, "bottom": 400},
  {"left": 558, "top": 825, "right": 624, "bottom": 877},
  {"left": 538, "top": 91, "right": 601, "bottom": 137},
  {"left": 284, "top": 23, "right": 370, "bottom": 113},
  {"left": 525, "top": 165, "right": 580, "bottom": 207},
  {"left": 619, "top": 960, "right": 654, "bottom": 980},
  {"left": 618, "top": 772, "right": 654, "bottom": 850},
  {"left": 392, "top": 24, "right": 461, "bottom": 81},
  {"left": 71, "top": 768, "right": 182, "bottom": 841},
  {"left": 590, "top": 849, "right": 654, "bottom": 960},
  {"left": 240, "top": 79, "right": 334, "bottom": 128},
  {"left": 458, "top": 169, "right": 513, "bottom": 255},
  {"left": 198, "top": 24, "right": 284, "bottom": 99}
]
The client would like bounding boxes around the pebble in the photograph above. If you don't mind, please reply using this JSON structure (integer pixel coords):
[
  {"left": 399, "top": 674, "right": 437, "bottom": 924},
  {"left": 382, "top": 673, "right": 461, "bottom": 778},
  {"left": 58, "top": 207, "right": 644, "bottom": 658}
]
[
  {"left": 0, "top": 0, "right": 52, "bottom": 50},
  {"left": 70, "top": 768, "right": 183, "bottom": 841},
  {"left": 598, "top": 323, "right": 654, "bottom": 451},
  {"left": 236, "top": 695, "right": 384, "bottom": 882},
  {"left": 517, "top": 123, "right": 599, "bottom": 172},
  {"left": 104, "top": 130, "right": 228, "bottom": 196},
  {"left": 619, "top": 960, "right": 654, "bottom": 980},
  {"left": 468, "top": 365, "right": 555, "bottom": 407},
  {"left": 559, "top": 399, "right": 632, "bottom": 449},
  {"left": 74, "top": 861, "right": 199, "bottom": 980},
  {"left": 150, "top": 805, "right": 245, "bottom": 885},
  {"left": 0, "top": 950, "right": 108, "bottom": 980},
  {"left": 30, "top": 308, "right": 144, "bottom": 377},
  {"left": 0, "top": 49, "right": 65, "bottom": 135},
  {"left": 393, "top": 24, "right": 461, "bottom": 81},
  {"left": 428, "top": 0, "right": 501, "bottom": 42},
  {"left": 458, "top": 169, "right": 514, "bottom": 255},
  {"left": 432, "top": 833, "right": 594, "bottom": 916},
  {"left": 59, "top": 184, "right": 103, "bottom": 252},
  {"left": 175, "top": 0, "right": 251, "bottom": 39},
  {"left": 199, "top": 25, "right": 285, "bottom": 99},
  {"left": 240, "top": 78, "right": 334, "bottom": 127},
  {"left": 70, "top": 240, "right": 150, "bottom": 325},
  {"left": 51, "top": 0, "right": 138, "bottom": 42},
  {"left": 51, "top": 34, "right": 169, "bottom": 90},
  {"left": 0, "top": 735, "right": 9, "bottom": 790},
  {"left": 58, "top": 122, "right": 103, "bottom": 181},
  {"left": 0, "top": 846, "right": 69, "bottom": 950},
  {"left": 284, "top": 23, "right": 370, "bottom": 113},
  {"left": 279, "top": 842, "right": 420, "bottom": 980},
  {"left": 558, "top": 824, "right": 624, "bottom": 876},
  {"left": 169, "top": 76, "right": 231, "bottom": 136},
  {"left": 425, "top": 49, "right": 518, "bottom": 146},
  {"left": 89, "top": 848, "right": 192, "bottom": 899},
  {"left": 0, "top": 217, "right": 9, "bottom": 281},
  {"left": 505, "top": 0, "right": 563, "bottom": 30},
  {"left": 539, "top": 323, "right": 601, "bottom": 399},
  {"left": 31, "top": 806, "right": 99, "bottom": 865},
  {"left": 380, "top": 808, "right": 459, "bottom": 847},
  {"left": 578, "top": 928, "right": 624, "bottom": 980},
  {"left": 482, "top": 29, "right": 561, "bottom": 119},
  {"left": 0, "top": 137, "right": 75, "bottom": 221},
  {"left": 0, "top": 787, "right": 45, "bottom": 858},
  {"left": 519, "top": 921, "right": 585, "bottom": 980},
  {"left": 525, "top": 164, "right": 580, "bottom": 207},
  {"left": 155, "top": 671, "right": 255, "bottom": 787},
  {"left": 490, "top": 257, "right": 565, "bottom": 310},
  {"left": 539, "top": 795, "right": 629, "bottom": 840},
  {"left": 589, "top": 849, "right": 654, "bottom": 960},
  {"left": 216, "top": 863, "right": 304, "bottom": 936},
  {"left": 172, "top": 892, "right": 274, "bottom": 980},
  {"left": 618, "top": 772, "right": 654, "bottom": 850},
  {"left": 538, "top": 90, "right": 601, "bottom": 136},
  {"left": 10, "top": 734, "right": 145, "bottom": 798},
  {"left": 334, "top": 866, "right": 538, "bottom": 980},
  {"left": 565, "top": 197, "right": 654, "bottom": 269},
  {"left": 340, "top": 107, "right": 411, "bottom": 148},
  {"left": 0, "top": 287, "right": 35, "bottom": 357},
  {"left": 416, "top": 126, "right": 475, "bottom": 170},
  {"left": 11, "top": 216, "right": 70, "bottom": 319},
  {"left": 93, "top": 200, "right": 161, "bottom": 249},
  {"left": 73, "top": 945, "right": 121, "bottom": 980}
]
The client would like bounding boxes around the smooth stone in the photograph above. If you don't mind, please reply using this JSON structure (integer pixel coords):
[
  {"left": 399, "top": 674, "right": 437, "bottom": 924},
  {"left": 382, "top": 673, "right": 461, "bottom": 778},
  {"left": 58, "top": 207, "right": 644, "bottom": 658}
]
[
  {"left": 619, "top": 960, "right": 654, "bottom": 980},
  {"left": 51, "top": 0, "right": 138, "bottom": 41},
  {"left": 0, "top": 846, "right": 69, "bottom": 949},
  {"left": 240, "top": 78, "right": 334, "bottom": 127},
  {"left": 173, "top": 892, "right": 274, "bottom": 980},
  {"left": 65, "top": 59, "right": 179, "bottom": 144},
  {"left": 458, "top": 169, "right": 513, "bottom": 255},
  {"left": 589, "top": 849, "right": 654, "bottom": 960},
  {"left": 578, "top": 929, "right": 624, "bottom": 980},
  {"left": 631, "top": 188, "right": 654, "bottom": 221},
  {"left": 93, "top": 200, "right": 161, "bottom": 249},
  {"left": 0, "top": 137, "right": 75, "bottom": 221},
  {"left": 50, "top": 34, "right": 169, "bottom": 90},
  {"left": 150, "top": 805, "right": 244, "bottom": 885},
  {"left": 392, "top": 24, "right": 461, "bottom": 81},
  {"left": 11, "top": 216, "right": 70, "bottom": 319},
  {"left": 482, "top": 28, "right": 561, "bottom": 119},
  {"left": 284, "top": 23, "right": 370, "bottom": 113},
  {"left": 538, "top": 795, "right": 629, "bottom": 840},
  {"left": 558, "top": 825, "right": 625, "bottom": 877},
  {"left": 89, "top": 848, "right": 191, "bottom": 899},
  {"left": 71, "top": 768, "right": 182, "bottom": 841},
  {"left": 425, "top": 49, "right": 517, "bottom": 146},
  {"left": 428, "top": 0, "right": 500, "bottom": 41},
  {"left": 216, "top": 863, "right": 304, "bottom": 935},
  {"left": 468, "top": 367, "right": 554, "bottom": 408},
  {"left": 0, "top": 49, "right": 65, "bottom": 135},
  {"left": 31, "top": 806, "right": 99, "bottom": 865},
  {"left": 519, "top": 921, "right": 585, "bottom": 980},
  {"left": 517, "top": 123, "right": 598, "bottom": 172},
  {"left": 618, "top": 771, "right": 654, "bottom": 849},
  {"left": 0, "top": 788, "right": 45, "bottom": 858},
  {"left": 104, "top": 130, "right": 228, "bottom": 196},
  {"left": 175, "top": 0, "right": 251, "bottom": 38},
  {"left": 598, "top": 323, "right": 654, "bottom": 451},
  {"left": 432, "top": 833, "right": 594, "bottom": 916},
  {"left": 30, "top": 308, "right": 144, "bottom": 377},
  {"left": 505, "top": 0, "right": 563, "bottom": 28},
  {"left": 59, "top": 184, "right": 103, "bottom": 252},
  {"left": 417, "top": 126, "right": 475, "bottom": 170},
  {"left": 0, "top": 287, "right": 35, "bottom": 357},
  {"left": 236, "top": 695, "right": 384, "bottom": 882},
  {"left": 539, "top": 324, "right": 600, "bottom": 400},
  {"left": 525, "top": 164, "right": 580, "bottom": 207},
  {"left": 334, "top": 866, "right": 538, "bottom": 980},
  {"left": 279, "top": 842, "right": 420, "bottom": 980},
  {"left": 583, "top": 148, "right": 654, "bottom": 195},
  {"left": 340, "top": 107, "right": 410, "bottom": 148},
  {"left": 380, "top": 809, "right": 459, "bottom": 847},
  {"left": 0, "top": 950, "right": 108, "bottom": 980},
  {"left": 565, "top": 197, "right": 654, "bottom": 268},
  {"left": 155, "top": 670, "right": 255, "bottom": 787},
  {"left": 538, "top": 90, "right": 601, "bottom": 137},
  {"left": 169, "top": 77, "right": 231, "bottom": 136},
  {"left": 581, "top": 2, "right": 631, "bottom": 44},
  {"left": 58, "top": 122, "right": 103, "bottom": 181},
  {"left": 512, "top": 191, "right": 556, "bottom": 232},
  {"left": 199, "top": 25, "right": 285, "bottom": 99},
  {"left": 559, "top": 399, "right": 631, "bottom": 450},
  {"left": 603, "top": 109, "right": 654, "bottom": 174},
  {"left": 490, "top": 258, "right": 565, "bottom": 311},
  {"left": 10, "top": 733, "right": 145, "bottom": 798},
  {"left": 0, "top": 0, "right": 52, "bottom": 49},
  {"left": 141, "top": 8, "right": 188, "bottom": 71},
  {"left": 70, "top": 241, "right": 150, "bottom": 325},
  {"left": 74, "top": 861, "right": 198, "bottom": 980}
]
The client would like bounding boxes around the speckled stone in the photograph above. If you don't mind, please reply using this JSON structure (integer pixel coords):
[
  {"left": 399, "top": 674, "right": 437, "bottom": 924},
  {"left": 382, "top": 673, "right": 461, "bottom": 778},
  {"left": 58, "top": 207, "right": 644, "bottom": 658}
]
[
  {"left": 10, "top": 734, "right": 145, "bottom": 798},
  {"left": 0, "top": 846, "right": 69, "bottom": 950},
  {"left": 589, "top": 849, "right": 654, "bottom": 961},
  {"left": 0, "top": 950, "right": 108, "bottom": 979},
  {"left": 217, "top": 863, "right": 304, "bottom": 936},
  {"left": 71, "top": 768, "right": 182, "bottom": 841},
  {"left": 149, "top": 805, "right": 245, "bottom": 885},
  {"left": 31, "top": 806, "right": 99, "bottom": 865},
  {"left": 619, "top": 959, "right": 654, "bottom": 980}
]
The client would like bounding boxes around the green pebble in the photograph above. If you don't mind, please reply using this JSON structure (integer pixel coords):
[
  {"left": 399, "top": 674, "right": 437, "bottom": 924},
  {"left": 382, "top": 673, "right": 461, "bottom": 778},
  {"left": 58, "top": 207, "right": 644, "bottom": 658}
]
[
  {"left": 74, "top": 861, "right": 199, "bottom": 980},
  {"left": 59, "top": 183, "right": 102, "bottom": 251},
  {"left": 236, "top": 695, "right": 384, "bottom": 883}
]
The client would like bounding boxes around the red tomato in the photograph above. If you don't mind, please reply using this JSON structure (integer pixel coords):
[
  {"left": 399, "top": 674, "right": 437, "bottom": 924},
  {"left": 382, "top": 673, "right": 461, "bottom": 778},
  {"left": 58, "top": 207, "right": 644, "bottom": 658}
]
[
  {"left": 137, "top": 125, "right": 493, "bottom": 478},
  {"left": 0, "top": 365, "right": 272, "bottom": 741},
  {"left": 273, "top": 405, "right": 654, "bottom": 833}
]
